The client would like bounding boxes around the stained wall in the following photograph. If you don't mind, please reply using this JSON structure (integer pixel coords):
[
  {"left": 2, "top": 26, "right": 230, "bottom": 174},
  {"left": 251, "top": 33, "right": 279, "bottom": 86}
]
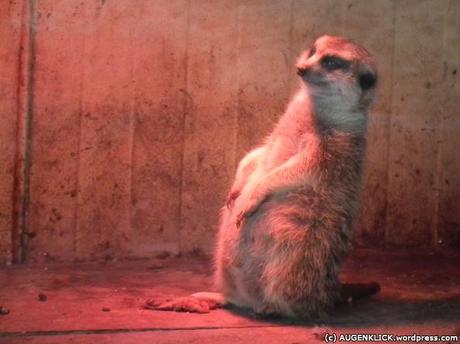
[{"left": 0, "top": 0, "right": 458, "bottom": 263}]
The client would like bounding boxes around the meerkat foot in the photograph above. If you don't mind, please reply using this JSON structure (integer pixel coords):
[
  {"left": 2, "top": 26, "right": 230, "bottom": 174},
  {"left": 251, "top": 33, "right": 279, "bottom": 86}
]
[
  {"left": 144, "top": 296, "right": 216, "bottom": 314},
  {"left": 144, "top": 292, "right": 227, "bottom": 314},
  {"left": 191, "top": 292, "right": 227, "bottom": 306}
]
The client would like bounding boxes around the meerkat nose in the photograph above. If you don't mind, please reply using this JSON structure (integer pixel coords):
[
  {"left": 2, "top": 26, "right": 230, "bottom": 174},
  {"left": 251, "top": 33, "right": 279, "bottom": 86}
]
[{"left": 296, "top": 66, "right": 308, "bottom": 77}]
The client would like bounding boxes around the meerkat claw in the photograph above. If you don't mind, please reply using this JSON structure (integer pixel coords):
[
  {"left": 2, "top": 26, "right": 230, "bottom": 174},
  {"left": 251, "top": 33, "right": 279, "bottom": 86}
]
[
  {"left": 236, "top": 209, "right": 254, "bottom": 228},
  {"left": 226, "top": 190, "right": 240, "bottom": 209},
  {"left": 236, "top": 211, "right": 246, "bottom": 228},
  {"left": 236, "top": 203, "right": 259, "bottom": 228}
]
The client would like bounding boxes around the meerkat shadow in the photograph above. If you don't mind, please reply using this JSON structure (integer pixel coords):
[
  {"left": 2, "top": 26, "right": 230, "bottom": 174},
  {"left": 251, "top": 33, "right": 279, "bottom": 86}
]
[
  {"left": 324, "top": 294, "right": 460, "bottom": 328},
  {"left": 219, "top": 282, "right": 382, "bottom": 326},
  {"left": 222, "top": 289, "right": 460, "bottom": 328}
]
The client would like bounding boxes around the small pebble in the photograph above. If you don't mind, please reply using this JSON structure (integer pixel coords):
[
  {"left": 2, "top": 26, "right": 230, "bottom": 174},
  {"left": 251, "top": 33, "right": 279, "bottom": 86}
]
[
  {"left": 38, "top": 293, "right": 47, "bottom": 302},
  {"left": 312, "top": 326, "right": 329, "bottom": 341},
  {"left": 0, "top": 306, "right": 9, "bottom": 315},
  {"left": 156, "top": 252, "right": 170, "bottom": 259},
  {"left": 102, "top": 307, "right": 111, "bottom": 312},
  {"left": 146, "top": 263, "right": 164, "bottom": 271}
]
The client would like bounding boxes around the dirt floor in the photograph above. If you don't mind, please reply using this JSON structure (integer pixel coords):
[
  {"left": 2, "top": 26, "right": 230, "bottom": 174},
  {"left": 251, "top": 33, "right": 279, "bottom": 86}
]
[{"left": 0, "top": 249, "right": 459, "bottom": 344}]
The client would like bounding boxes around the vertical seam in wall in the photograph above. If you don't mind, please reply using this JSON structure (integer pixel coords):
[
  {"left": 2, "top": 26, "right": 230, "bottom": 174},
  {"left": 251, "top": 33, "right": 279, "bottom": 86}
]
[
  {"left": 432, "top": 0, "right": 452, "bottom": 249},
  {"left": 178, "top": 0, "right": 191, "bottom": 254},
  {"left": 12, "top": 0, "right": 35, "bottom": 264},
  {"left": 383, "top": 0, "right": 397, "bottom": 247},
  {"left": 74, "top": 16, "right": 84, "bottom": 260},
  {"left": 126, "top": 17, "right": 137, "bottom": 257},
  {"left": 286, "top": 0, "right": 294, "bottom": 98},
  {"left": 21, "top": 0, "right": 36, "bottom": 264},
  {"left": 74, "top": 3, "right": 90, "bottom": 260},
  {"left": 233, "top": 3, "right": 242, "bottom": 173},
  {"left": 12, "top": 0, "right": 27, "bottom": 264},
  {"left": 339, "top": 0, "right": 347, "bottom": 37}
]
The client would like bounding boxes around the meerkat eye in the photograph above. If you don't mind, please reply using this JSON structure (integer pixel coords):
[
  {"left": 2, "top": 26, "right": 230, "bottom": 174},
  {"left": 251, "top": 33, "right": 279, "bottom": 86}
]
[{"left": 320, "top": 56, "right": 350, "bottom": 71}]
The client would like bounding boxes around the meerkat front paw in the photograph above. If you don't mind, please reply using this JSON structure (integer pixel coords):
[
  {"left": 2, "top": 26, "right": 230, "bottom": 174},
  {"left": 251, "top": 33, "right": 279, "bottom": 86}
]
[
  {"left": 226, "top": 189, "right": 241, "bottom": 209},
  {"left": 236, "top": 192, "right": 268, "bottom": 228}
]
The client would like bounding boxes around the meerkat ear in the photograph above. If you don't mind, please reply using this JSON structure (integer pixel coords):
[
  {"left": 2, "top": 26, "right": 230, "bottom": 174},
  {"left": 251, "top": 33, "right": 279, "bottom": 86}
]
[{"left": 358, "top": 71, "right": 377, "bottom": 91}]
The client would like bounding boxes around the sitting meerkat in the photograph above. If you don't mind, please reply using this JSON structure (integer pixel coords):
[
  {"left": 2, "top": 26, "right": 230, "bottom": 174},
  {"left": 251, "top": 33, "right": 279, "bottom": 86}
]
[{"left": 146, "top": 35, "right": 380, "bottom": 319}]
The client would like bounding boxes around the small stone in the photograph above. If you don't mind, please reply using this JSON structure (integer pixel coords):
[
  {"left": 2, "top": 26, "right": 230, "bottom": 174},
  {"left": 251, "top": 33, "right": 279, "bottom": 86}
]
[
  {"left": 102, "top": 307, "right": 111, "bottom": 312},
  {"left": 38, "top": 293, "right": 47, "bottom": 302},
  {"left": 156, "top": 252, "right": 170, "bottom": 259},
  {"left": 146, "top": 263, "right": 164, "bottom": 270},
  {"left": 0, "top": 306, "right": 9, "bottom": 315},
  {"left": 312, "top": 326, "right": 329, "bottom": 341}
]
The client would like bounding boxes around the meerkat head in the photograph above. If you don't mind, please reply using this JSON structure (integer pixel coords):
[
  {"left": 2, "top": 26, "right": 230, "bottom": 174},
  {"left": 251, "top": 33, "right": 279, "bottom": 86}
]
[{"left": 296, "top": 35, "right": 378, "bottom": 131}]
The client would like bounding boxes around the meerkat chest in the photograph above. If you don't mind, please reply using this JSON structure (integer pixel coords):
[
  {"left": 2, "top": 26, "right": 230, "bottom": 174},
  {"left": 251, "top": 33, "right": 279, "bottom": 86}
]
[{"left": 262, "top": 136, "right": 298, "bottom": 171}]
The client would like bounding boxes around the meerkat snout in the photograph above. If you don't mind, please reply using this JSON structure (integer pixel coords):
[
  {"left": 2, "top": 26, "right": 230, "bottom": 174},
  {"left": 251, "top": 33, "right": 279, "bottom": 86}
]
[{"left": 296, "top": 66, "right": 307, "bottom": 77}]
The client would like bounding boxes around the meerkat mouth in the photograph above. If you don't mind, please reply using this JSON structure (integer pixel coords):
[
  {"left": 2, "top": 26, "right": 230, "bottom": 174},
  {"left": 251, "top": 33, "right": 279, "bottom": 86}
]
[{"left": 299, "top": 73, "right": 330, "bottom": 89}]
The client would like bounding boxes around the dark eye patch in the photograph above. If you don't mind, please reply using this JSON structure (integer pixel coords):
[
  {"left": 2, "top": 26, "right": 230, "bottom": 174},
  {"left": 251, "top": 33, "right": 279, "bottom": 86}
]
[
  {"left": 358, "top": 72, "right": 377, "bottom": 90},
  {"left": 320, "top": 55, "right": 350, "bottom": 71}
]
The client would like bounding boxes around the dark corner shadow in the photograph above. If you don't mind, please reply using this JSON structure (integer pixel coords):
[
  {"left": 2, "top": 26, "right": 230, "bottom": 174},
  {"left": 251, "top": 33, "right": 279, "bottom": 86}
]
[{"left": 222, "top": 294, "right": 460, "bottom": 328}]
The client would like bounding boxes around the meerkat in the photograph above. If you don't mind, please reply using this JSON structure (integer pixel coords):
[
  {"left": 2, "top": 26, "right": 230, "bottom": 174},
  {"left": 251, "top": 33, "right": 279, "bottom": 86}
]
[{"left": 146, "top": 35, "right": 379, "bottom": 319}]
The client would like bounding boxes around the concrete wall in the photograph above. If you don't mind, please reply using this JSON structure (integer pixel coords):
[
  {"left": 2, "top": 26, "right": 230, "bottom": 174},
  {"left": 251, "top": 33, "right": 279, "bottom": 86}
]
[
  {"left": 0, "top": 0, "right": 458, "bottom": 263},
  {"left": 0, "top": 0, "right": 23, "bottom": 264}
]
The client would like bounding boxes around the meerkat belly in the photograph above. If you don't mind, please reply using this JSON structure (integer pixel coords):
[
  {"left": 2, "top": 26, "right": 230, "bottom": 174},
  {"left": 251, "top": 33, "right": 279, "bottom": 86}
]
[{"left": 232, "top": 185, "right": 350, "bottom": 317}]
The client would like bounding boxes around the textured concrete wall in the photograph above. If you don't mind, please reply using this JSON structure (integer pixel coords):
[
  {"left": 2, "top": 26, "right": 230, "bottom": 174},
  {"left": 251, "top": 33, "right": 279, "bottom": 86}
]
[
  {"left": 0, "top": 0, "right": 459, "bottom": 263},
  {"left": 0, "top": 0, "right": 23, "bottom": 264}
]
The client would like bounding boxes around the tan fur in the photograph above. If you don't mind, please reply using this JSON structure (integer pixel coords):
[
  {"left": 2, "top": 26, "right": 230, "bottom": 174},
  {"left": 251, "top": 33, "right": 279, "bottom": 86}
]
[{"left": 215, "top": 35, "right": 378, "bottom": 319}]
